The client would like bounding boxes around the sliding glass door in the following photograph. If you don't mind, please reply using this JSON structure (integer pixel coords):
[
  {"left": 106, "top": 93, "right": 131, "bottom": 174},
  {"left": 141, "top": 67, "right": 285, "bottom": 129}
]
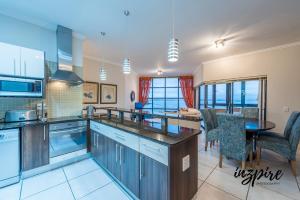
[{"left": 199, "top": 78, "right": 266, "bottom": 118}]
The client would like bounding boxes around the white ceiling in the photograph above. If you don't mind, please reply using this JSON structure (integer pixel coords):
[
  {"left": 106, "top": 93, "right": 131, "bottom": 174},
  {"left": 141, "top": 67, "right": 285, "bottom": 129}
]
[{"left": 0, "top": 0, "right": 300, "bottom": 75}]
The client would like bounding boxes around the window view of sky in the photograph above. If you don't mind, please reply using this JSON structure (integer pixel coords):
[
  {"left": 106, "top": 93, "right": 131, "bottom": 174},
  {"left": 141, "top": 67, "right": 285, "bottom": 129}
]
[{"left": 200, "top": 80, "right": 259, "bottom": 109}]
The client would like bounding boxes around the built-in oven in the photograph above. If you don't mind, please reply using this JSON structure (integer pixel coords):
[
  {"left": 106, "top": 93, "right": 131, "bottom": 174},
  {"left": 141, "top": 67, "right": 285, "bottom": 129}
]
[
  {"left": 0, "top": 76, "right": 43, "bottom": 97},
  {"left": 49, "top": 121, "right": 87, "bottom": 158}
]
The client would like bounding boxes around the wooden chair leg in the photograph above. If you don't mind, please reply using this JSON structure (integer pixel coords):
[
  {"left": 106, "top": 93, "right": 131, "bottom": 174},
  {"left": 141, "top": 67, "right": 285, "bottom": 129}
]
[
  {"left": 219, "top": 154, "right": 223, "bottom": 168},
  {"left": 256, "top": 147, "right": 261, "bottom": 166},
  {"left": 249, "top": 151, "right": 253, "bottom": 167},
  {"left": 205, "top": 141, "right": 208, "bottom": 151},
  {"left": 290, "top": 160, "right": 297, "bottom": 176},
  {"left": 242, "top": 161, "right": 246, "bottom": 170}
]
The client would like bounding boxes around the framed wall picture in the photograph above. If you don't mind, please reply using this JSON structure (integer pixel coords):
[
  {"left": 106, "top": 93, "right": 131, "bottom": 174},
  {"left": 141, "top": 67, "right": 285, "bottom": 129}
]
[
  {"left": 100, "top": 84, "right": 117, "bottom": 104},
  {"left": 83, "top": 82, "right": 99, "bottom": 104}
]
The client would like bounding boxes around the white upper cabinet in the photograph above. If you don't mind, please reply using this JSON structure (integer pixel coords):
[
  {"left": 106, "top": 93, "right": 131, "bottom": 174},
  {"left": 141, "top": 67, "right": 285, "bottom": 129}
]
[
  {"left": 20, "top": 47, "right": 45, "bottom": 78},
  {"left": 0, "top": 42, "right": 45, "bottom": 78},
  {"left": 0, "top": 42, "right": 20, "bottom": 76}
]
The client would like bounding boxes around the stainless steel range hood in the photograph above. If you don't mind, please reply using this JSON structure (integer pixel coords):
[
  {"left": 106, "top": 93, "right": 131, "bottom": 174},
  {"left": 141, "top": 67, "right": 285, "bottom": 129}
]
[{"left": 49, "top": 25, "right": 83, "bottom": 85}]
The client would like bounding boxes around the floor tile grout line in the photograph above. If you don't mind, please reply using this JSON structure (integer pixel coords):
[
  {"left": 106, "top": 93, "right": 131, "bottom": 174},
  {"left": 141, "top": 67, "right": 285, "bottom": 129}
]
[
  {"left": 18, "top": 180, "right": 23, "bottom": 200},
  {"left": 76, "top": 181, "right": 112, "bottom": 200},
  {"left": 62, "top": 168, "right": 77, "bottom": 200},
  {"left": 205, "top": 182, "right": 242, "bottom": 200},
  {"left": 245, "top": 181, "right": 250, "bottom": 200},
  {"left": 65, "top": 167, "right": 100, "bottom": 182},
  {"left": 202, "top": 162, "right": 246, "bottom": 200},
  {"left": 21, "top": 181, "right": 67, "bottom": 200}
]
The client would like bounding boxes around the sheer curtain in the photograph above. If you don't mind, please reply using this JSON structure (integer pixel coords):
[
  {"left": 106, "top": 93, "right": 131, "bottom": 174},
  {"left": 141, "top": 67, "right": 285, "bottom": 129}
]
[
  {"left": 179, "top": 76, "right": 194, "bottom": 108},
  {"left": 258, "top": 78, "right": 267, "bottom": 120},
  {"left": 138, "top": 77, "right": 152, "bottom": 105}
]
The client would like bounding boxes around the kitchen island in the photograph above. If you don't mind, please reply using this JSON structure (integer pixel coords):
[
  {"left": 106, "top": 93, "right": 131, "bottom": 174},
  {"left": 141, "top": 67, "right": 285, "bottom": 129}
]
[{"left": 90, "top": 117, "right": 201, "bottom": 200}]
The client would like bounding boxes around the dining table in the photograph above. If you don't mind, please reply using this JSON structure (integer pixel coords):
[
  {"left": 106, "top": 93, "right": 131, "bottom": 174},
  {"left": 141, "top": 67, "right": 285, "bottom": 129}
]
[{"left": 245, "top": 118, "right": 276, "bottom": 156}]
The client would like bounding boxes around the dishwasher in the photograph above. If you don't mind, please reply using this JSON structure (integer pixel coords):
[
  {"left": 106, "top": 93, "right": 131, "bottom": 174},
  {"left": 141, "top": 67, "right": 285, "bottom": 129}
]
[{"left": 0, "top": 129, "right": 20, "bottom": 188}]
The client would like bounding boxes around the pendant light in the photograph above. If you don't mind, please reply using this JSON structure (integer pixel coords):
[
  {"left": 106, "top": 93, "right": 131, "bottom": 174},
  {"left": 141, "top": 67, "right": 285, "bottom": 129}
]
[
  {"left": 168, "top": 0, "right": 179, "bottom": 63},
  {"left": 99, "top": 66, "right": 107, "bottom": 80},
  {"left": 123, "top": 10, "right": 131, "bottom": 74},
  {"left": 123, "top": 58, "right": 131, "bottom": 74},
  {"left": 99, "top": 32, "right": 108, "bottom": 81}
]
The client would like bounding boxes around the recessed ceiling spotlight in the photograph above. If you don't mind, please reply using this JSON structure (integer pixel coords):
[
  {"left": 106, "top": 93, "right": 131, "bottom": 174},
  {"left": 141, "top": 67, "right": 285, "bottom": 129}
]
[
  {"left": 157, "top": 70, "right": 163, "bottom": 76},
  {"left": 124, "top": 10, "right": 130, "bottom": 16},
  {"left": 215, "top": 39, "right": 226, "bottom": 48}
]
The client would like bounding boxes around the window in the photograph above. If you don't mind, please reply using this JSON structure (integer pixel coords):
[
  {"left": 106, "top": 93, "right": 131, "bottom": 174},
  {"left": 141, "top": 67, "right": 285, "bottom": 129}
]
[
  {"left": 145, "top": 77, "right": 187, "bottom": 114},
  {"left": 199, "top": 79, "right": 261, "bottom": 110},
  {"left": 215, "top": 83, "right": 227, "bottom": 109}
]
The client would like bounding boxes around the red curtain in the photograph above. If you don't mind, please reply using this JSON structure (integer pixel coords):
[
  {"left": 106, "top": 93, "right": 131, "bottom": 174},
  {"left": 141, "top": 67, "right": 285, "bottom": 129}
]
[
  {"left": 139, "top": 77, "right": 152, "bottom": 105},
  {"left": 179, "top": 76, "right": 194, "bottom": 108}
]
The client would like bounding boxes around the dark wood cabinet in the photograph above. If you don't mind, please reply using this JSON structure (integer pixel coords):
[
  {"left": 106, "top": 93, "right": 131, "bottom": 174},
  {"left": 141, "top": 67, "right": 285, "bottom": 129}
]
[
  {"left": 120, "top": 145, "right": 140, "bottom": 197},
  {"left": 107, "top": 139, "right": 121, "bottom": 180},
  {"left": 139, "top": 154, "right": 168, "bottom": 200},
  {"left": 22, "top": 124, "right": 49, "bottom": 171},
  {"left": 91, "top": 130, "right": 108, "bottom": 168}
]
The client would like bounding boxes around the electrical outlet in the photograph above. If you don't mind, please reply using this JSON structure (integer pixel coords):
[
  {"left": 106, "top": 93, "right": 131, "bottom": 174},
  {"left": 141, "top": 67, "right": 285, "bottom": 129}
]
[
  {"left": 283, "top": 106, "right": 289, "bottom": 112},
  {"left": 182, "top": 155, "right": 190, "bottom": 172}
]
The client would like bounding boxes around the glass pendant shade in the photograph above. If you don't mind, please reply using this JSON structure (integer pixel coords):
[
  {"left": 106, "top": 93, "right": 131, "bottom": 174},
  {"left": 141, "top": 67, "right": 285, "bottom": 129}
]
[
  {"left": 168, "top": 38, "right": 179, "bottom": 62},
  {"left": 99, "top": 67, "right": 107, "bottom": 81},
  {"left": 123, "top": 58, "right": 131, "bottom": 74}
]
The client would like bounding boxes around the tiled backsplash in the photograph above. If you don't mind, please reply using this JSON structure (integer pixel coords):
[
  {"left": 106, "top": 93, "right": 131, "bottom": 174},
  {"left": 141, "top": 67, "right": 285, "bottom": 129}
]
[
  {"left": 0, "top": 61, "right": 83, "bottom": 119},
  {"left": 0, "top": 98, "right": 41, "bottom": 120}
]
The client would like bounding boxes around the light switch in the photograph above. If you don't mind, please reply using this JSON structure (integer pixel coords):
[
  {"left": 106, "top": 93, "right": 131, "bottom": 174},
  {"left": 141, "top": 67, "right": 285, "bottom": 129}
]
[
  {"left": 182, "top": 155, "right": 190, "bottom": 172},
  {"left": 283, "top": 106, "right": 289, "bottom": 112}
]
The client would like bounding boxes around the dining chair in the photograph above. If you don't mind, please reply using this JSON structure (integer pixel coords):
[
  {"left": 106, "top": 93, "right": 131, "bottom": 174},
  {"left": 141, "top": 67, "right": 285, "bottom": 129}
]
[
  {"left": 218, "top": 114, "right": 253, "bottom": 169},
  {"left": 241, "top": 107, "right": 259, "bottom": 119},
  {"left": 200, "top": 109, "right": 223, "bottom": 151},
  {"left": 256, "top": 115, "right": 300, "bottom": 176},
  {"left": 259, "top": 111, "right": 300, "bottom": 139}
]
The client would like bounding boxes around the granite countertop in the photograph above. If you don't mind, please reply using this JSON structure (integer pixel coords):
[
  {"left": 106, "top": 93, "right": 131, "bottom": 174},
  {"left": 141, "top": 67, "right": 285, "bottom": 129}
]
[
  {"left": 91, "top": 117, "right": 201, "bottom": 145},
  {"left": 99, "top": 107, "right": 202, "bottom": 121}
]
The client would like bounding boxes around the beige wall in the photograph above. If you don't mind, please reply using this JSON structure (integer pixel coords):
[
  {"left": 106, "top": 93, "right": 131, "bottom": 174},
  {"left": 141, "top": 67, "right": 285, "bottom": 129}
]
[
  {"left": 201, "top": 43, "right": 300, "bottom": 132},
  {"left": 83, "top": 57, "right": 139, "bottom": 112}
]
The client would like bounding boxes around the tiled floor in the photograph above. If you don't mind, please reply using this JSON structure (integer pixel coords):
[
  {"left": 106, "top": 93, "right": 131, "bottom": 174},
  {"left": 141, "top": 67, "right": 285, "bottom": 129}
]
[
  {"left": 193, "top": 132, "right": 300, "bottom": 200},
  {"left": 0, "top": 159, "right": 132, "bottom": 200},
  {"left": 1, "top": 132, "right": 300, "bottom": 200}
]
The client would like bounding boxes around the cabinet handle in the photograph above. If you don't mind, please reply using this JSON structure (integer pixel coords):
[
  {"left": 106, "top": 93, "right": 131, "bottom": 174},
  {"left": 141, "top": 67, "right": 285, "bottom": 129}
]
[
  {"left": 143, "top": 144, "right": 161, "bottom": 153},
  {"left": 93, "top": 133, "right": 96, "bottom": 146},
  {"left": 115, "top": 133, "right": 125, "bottom": 141},
  {"left": 139, "top": 156, "right": 144, "bottom": 180},
  {"left": 96, "top": 134, "right": 99, "bottom": 148},
  {"left": 115, "top": 144, "right": 118, "bottom": 163},
  {"left": 24, "top": 61, "right": 27, "bottom": 76},
  {"left": 119, "top": 145, "right": 122, "bottom": 165},
  {"left": 43, "top": 126, "right": 46, "bottom": 141},
  {"left": 13, "top": 59, "right": 16, "bottom": 75}
]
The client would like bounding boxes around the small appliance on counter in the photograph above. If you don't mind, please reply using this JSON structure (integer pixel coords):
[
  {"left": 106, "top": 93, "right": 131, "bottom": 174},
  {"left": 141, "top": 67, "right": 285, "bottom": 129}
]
[{"left": 4, "top": 109, "right": 38, "bottom": 123}]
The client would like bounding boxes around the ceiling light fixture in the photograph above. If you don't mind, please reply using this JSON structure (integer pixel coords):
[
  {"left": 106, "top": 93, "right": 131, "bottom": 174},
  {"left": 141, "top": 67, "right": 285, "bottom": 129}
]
[
  {"left": 215, "top": 39, "right": 225, "bottom": 48},
  {"left": 168, "top": 0, "right": 179, "bottom": 63},
  {"left": 123, "top": 10, "right": 131, "bottom": 74},
  {"left": 157, "top": 70, "right": 163, "bottom": 76},
  {"left": 123, "top": 58, "right": 131, "bottom": 74},
  {"left": 99, "top": 67, "right": 107, "bottom": 81}
]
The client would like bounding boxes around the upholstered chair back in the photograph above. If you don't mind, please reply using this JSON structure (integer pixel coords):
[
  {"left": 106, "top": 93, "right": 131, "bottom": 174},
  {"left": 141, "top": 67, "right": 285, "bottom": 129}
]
[
  {"left": 219, "top": 114, "right": 247, "bottom": 160},
  {"left": 200, "top": 109, "right": 214, "bottom": 132},
  {"left": 284, "top": 111, "right": 300, "bottom": 139},
  {"left": 241, "top": 107, "right": 259, "bottom": 119},
  {"left": 289, "top": 116, "right": 300, "bottom": 159}
]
